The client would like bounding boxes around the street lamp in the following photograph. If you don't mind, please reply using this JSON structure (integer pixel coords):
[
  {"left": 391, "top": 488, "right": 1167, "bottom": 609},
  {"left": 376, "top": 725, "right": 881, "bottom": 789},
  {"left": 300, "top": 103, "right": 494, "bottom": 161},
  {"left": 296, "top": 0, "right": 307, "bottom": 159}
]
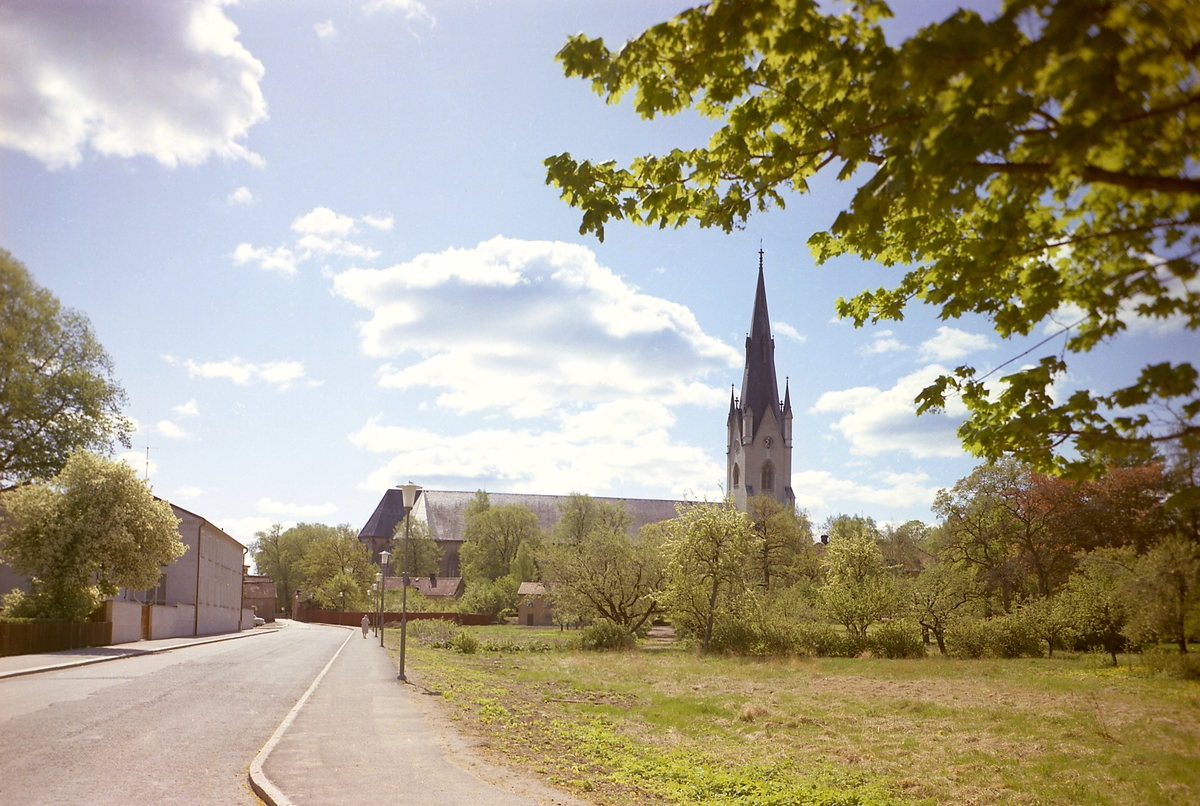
[
  {"left": 397, "top": 482, "right": 422, "bottom": 682},
  {"left": 378, "top": 550, "right": 392, "bottom": 648},
  {"left": 375, "top": 570, "right": 383, "bottom": 639}
]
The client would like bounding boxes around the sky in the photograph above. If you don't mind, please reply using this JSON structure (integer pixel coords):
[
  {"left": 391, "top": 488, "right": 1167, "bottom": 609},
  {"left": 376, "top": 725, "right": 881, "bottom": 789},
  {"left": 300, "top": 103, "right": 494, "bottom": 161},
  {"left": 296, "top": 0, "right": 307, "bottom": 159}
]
[{"left": 2, "top": 0, "right": 1191, "bottom": 547}]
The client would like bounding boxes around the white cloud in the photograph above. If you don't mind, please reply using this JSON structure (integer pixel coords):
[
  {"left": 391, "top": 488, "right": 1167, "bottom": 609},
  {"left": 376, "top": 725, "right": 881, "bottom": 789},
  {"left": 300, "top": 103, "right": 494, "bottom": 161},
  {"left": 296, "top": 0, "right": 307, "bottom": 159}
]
[
  {"left": 216, "top": 516, "right": 290, "bottom": 542},
  {"left": 233, "top": 243, "right": 298, "bottom": 276},
  {"left": 296, "top": 234, "right": 381, "bottom": 261},
  {"left": 291, "top": 206, "right": 357, "bottom": 237},
  {"left": 859, "top": 329, "right": 908, "bottom": 355},
  {"left": 335, "top": 236, "right": 739, "bottom": 417},
  {"left": 364, "top": 0, "right": 436, "bottom": 26},
  {"left": 173, "top": 486, "right": 204, "bottom": 500},
  {"left": 174, "top": 400, "right": 199, "bottom": 416},
  {"left": 350, "top": 400, "right": 723, "bottom": 497},
  {"left": 116, "top": 450, "right": 156, "bottom": 479},
  {"left": 330, "top": 237, "right": 742, "bottom": 496},
  {"left": 256, "top": 498, "right": 338, "bottom": 518},
  {"left": 775, "top": 321, "right": 807, "bottom": 342},
  {"left": 0, "top": 1, "right": 267, "bottom": 170},
  {"left": 314, "top": 20, "right": 337, "bottom": 38},
  {"left": 156, "top": 420, "right": 190, "bottom": 440},
  {"left": 919, "top": 326, "right": 995, "bottom": 361},
  {"left": 362, "top": 214, "right": 394, "bottom": 230},
  {"left": 182, "top": 356, "right": 309, "bottom": 389},
  {"left": 791, "top": 469, "right": 942, "bottom": 513},
  {"left": 810, "top": 364, "right": 967, "bottom": 458},
  {"left": 226, "top": 186, "right": 255, "bottom": 206}
]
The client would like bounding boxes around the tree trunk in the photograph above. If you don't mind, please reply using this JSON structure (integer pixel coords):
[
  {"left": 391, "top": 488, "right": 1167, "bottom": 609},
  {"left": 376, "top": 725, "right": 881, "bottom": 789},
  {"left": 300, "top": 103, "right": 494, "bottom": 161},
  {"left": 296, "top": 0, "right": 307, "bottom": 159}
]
[{"left": 935, "top": 629, "right": 946, "bottom": 656}]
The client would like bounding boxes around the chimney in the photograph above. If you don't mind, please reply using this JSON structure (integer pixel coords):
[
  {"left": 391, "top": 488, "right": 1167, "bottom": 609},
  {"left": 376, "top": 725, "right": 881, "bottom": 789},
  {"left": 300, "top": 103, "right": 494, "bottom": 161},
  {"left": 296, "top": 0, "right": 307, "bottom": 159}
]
[
  {"left": 820, "top": 534, "right": 829, "bottom": 545},
  {"left": 429, "top": 573, "right": 437, "bottom": 589}
]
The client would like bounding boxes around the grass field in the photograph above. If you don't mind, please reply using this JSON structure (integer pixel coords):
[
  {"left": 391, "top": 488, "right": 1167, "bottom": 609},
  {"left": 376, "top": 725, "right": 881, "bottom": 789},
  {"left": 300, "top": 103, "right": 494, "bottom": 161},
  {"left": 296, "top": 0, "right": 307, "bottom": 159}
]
[{"left": 383, "top": 625, "right": 1200, "bottom": 806}]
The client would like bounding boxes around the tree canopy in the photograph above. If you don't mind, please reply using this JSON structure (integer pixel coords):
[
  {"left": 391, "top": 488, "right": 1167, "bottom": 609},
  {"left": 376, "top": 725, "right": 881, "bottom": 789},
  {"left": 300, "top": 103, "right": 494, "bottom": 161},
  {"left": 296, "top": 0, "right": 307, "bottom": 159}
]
[
  {"left": 544, "top": 0, "right": 1200, "bottom": 478},
  {"left": 0, "top": 451, "right": 184, "bottom": 620},
  {"left": 0, "top": 249, "right": 132, "bottom": 486}
]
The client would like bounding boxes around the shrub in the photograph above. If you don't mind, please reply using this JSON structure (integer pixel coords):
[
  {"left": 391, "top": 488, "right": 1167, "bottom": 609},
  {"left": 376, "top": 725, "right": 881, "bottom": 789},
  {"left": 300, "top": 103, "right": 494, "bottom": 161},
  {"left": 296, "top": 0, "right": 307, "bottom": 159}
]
[
  {"left": 448, "top": 630, "right": 480, "bottom": 654},
  {"left": 409, "top": 618, "right": 459, "bottom": 646},
  {"left": 987, "top": 612, "right": 1042, "bottom": 658},
  {"left": 580, "top": 618, "right": 636, "bottom": 651},
  {"left": 792, "top": 622, "right": 847, "bottom": 657},
  {"left": 1141, "top": 648, "right": 1200, "bottom": 680},
  {"left": 869, "top": 619, "right": 926, "bottom": 659},
  {"left": 947, "top": 614, "right": 1042, "bottom": 659}
]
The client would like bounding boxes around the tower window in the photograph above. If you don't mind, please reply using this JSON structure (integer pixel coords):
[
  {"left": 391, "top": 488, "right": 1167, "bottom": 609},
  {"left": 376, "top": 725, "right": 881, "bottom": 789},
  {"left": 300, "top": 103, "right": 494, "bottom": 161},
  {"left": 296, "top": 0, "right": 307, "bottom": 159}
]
[
  {"left": 761, "top": 462, "right": 774, "bottom": 491},
  {"left": 733, "top": 464, "right": 740, "bottom": 488}
]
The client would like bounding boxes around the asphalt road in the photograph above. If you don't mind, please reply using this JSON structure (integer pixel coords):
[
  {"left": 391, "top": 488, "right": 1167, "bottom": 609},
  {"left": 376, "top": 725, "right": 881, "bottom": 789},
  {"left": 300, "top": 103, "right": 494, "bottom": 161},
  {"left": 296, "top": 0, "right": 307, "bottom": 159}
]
[{"left": 0, "top": 623, "right": 349, "bottom": 806}]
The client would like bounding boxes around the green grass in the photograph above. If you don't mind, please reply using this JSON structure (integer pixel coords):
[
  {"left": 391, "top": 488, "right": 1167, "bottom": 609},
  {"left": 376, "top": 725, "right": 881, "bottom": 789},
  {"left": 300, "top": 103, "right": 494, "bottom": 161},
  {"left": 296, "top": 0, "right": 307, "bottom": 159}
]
[{"left": 385, "top": 626, "right": 1200, "bottom": 806}]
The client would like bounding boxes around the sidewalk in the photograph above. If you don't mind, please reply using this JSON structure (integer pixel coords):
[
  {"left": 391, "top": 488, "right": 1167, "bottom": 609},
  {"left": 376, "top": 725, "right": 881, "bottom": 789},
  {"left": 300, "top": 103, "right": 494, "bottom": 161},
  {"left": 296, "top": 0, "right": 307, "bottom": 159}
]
[
  {"left": 0, "top": 623, "right": 281, "bottom": 679},
  {"left": 257, "top": 627, "right": 586, "bottom": 806}
]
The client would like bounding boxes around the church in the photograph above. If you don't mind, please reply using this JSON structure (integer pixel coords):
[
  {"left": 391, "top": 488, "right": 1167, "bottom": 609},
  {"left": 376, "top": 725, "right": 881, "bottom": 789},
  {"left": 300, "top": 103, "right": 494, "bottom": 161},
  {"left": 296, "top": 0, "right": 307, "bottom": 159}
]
[{"left": 356, "top": 254, "right": 794, "bottom": 573}]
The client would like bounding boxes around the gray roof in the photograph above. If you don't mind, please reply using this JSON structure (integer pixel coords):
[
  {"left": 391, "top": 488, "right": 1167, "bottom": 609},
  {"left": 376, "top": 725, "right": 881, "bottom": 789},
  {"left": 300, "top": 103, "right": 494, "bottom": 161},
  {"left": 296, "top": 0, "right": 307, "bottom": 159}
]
[
  {"left": 359, "top": 490, "right": 685, "bottom": 545},
  {"left": 739, "top": 261, "right": 783, "bottom": 439}
]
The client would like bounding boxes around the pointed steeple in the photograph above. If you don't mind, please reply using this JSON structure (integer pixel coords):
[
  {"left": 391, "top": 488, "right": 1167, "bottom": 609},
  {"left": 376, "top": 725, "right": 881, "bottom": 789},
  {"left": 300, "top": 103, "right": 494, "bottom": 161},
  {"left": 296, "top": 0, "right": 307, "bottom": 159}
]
[
  {"left": 783, "top": 377, "right": 792, "bottom": 413},
  {"left": 740, "top": 254, "right": 782, "bottom": 440}
]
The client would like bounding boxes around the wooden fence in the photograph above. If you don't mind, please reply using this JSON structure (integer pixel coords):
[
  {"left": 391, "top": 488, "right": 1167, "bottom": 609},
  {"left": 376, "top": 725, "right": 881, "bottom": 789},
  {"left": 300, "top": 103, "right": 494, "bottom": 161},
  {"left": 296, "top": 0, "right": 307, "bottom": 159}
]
[
  {"left": 0, "top": 621, "right": 113, "bottom": 657},
  {"left": 298, "top": 610, "right": 494, "bottom": 627}
]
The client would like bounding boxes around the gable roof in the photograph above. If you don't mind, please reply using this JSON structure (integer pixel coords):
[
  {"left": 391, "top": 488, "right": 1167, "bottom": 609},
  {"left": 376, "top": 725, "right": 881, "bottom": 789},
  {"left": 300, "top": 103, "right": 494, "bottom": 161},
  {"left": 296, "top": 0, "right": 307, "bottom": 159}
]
[
  {"left": 518, "top": 582, "right": 546, "bottom": 596},
  {"left": 383, "top": 575, "right": 464, "bottom": 598},
  {"left": 359, "top": 490, "right": 684, "bottom": 546}
]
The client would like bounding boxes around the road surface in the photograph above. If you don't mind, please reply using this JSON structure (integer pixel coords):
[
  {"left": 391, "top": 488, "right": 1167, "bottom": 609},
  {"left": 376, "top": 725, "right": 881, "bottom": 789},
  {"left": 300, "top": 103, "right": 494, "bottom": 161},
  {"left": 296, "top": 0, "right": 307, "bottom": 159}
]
[{"left": 0, "top": 623, "right": 347, "bottom": 806}]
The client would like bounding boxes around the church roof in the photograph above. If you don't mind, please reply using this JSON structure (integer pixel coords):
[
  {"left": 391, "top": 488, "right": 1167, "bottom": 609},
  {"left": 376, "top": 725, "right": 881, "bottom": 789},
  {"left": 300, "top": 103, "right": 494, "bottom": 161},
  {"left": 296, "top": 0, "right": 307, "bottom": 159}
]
[
  {"left": 358, "top": 489, "right": 685, "bottom": 545},
  {"left": 740, "top": 256, "right": 782, "bottom": 438}
]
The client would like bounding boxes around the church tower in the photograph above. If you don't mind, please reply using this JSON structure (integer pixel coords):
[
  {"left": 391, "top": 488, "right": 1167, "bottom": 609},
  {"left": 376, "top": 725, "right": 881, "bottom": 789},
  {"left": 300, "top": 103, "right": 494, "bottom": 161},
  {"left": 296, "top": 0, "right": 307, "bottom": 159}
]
[{"left": 727, "top": 252, "right": 794, "bottom": 511}]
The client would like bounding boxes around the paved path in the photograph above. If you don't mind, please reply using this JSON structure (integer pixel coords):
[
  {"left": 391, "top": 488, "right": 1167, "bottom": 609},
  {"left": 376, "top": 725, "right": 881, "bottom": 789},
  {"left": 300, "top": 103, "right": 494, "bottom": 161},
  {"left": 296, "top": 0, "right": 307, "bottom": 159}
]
[{"left": 260, "top": 627, "right": 586, "bottom": 806}]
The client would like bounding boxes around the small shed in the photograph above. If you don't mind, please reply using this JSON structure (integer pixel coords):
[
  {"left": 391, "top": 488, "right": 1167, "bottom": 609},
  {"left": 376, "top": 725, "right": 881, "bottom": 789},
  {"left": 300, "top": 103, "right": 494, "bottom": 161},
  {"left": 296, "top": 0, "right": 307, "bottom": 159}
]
[{"left": 517, "top": 582, "right": 553, "bottom": 627}]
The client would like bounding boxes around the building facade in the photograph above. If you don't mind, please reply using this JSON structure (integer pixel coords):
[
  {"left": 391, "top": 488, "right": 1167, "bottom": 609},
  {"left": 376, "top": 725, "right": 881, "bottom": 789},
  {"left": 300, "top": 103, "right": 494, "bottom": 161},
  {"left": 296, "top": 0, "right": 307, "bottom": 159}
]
[{"left": 727, "top": 254, "right": 794, "bottom": 512}]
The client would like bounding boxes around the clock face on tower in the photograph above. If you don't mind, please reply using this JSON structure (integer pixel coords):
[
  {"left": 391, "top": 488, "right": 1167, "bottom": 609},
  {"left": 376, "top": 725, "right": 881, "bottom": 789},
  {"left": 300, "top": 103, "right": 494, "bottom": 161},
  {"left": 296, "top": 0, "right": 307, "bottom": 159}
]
[{"left": 764, "top": 436, "right": 773, "bottom": 448}]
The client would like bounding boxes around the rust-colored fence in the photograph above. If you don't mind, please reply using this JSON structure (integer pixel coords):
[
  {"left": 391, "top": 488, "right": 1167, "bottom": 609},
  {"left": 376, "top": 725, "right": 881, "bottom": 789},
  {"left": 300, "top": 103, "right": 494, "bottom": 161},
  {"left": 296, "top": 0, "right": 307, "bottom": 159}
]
[
  {"left": 298, "top": 610, "right": 494, "bottom": 627},
  {"left": 0, "top": 621, "right": 113, "bottom": 657}
]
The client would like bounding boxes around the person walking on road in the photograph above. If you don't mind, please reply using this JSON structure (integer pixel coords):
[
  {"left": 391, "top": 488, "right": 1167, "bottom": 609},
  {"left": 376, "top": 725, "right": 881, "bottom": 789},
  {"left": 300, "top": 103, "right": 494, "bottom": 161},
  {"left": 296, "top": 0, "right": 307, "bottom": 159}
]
[{"left": 361, "top": 614, "right": 370, "bottom": 638}]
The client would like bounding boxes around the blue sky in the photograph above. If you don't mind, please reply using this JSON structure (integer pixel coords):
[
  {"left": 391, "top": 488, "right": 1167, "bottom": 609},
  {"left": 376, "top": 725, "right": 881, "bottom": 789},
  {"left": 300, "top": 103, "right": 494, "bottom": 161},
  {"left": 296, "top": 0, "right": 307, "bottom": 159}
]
[{"left": 3, "top": 0, "right": 1190, "bottom": 544}]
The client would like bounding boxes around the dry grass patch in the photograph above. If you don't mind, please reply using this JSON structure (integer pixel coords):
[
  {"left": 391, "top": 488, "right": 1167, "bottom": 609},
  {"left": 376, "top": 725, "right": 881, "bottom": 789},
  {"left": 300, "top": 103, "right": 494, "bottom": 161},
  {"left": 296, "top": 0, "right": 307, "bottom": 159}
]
[{"left": 386, "top": 628, "right": 1200, "bottom": 806}]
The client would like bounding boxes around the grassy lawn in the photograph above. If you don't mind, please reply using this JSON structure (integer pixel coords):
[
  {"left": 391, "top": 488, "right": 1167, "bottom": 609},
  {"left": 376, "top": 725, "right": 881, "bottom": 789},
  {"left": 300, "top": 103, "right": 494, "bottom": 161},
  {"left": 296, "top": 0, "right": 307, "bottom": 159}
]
[{"left": 383, "top": 625, "right": 1200, "bottom": 806}]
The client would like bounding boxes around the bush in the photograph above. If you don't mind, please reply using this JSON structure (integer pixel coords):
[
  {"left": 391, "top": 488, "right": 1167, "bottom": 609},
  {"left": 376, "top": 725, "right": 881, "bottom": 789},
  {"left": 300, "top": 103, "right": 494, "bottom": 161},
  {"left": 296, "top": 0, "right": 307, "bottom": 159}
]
[
  {"left": 409, "top": 618, "right": 460, "bottom": 646},
  {"left": 792, "top": 622, "right": 847, "bottom": 657},
  {"left": 1141, "top": 648, "right": 1200, "bottom": 680},
  {"left": 580, "top": 618, "right": 636, "bottom": 651},
  {"left": 869, "top": 619, "right": 926, "bottom": 659},
  {"left": 448, "top": 630, "right": 480, "bottom": 654},
  {"left": 947, "top": 614, "right": 1043, "bottom": 659}
]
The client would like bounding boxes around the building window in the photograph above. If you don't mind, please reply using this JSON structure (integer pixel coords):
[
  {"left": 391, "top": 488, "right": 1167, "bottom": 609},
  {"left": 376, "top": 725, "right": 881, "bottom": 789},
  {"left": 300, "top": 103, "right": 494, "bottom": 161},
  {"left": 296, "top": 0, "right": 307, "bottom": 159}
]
[
  {"left": 761, "top": 462, "right": 774, "bottom": 491},
  {"left": 733, "top": 464, "right": 740, "bottom": 488}
]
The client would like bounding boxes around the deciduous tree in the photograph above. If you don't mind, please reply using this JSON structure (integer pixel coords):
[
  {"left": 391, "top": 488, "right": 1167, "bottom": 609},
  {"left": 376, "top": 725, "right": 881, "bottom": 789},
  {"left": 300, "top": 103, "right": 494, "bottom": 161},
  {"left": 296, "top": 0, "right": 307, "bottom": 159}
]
[
  {"left": 818, "top": 515, "right": 898, "bottom": 641},
  {"left": 662, "top": 500, "right": 754, "bottom": 651},
  {"left": 746, "top": 493, "right": 811, "bottom": 590},
  {"left": 544, "top": 522, "right": 666, "bottom": 633},
  {"left": 0, "top": 451, "right": 184, "bottom": 620},
  {"left": 1, "top": 250, "right": 132, "bottom": 486},
  {"left": 545, "top": 0, "right": 1200, "bottom": 478},
  {"left": 460, "top": 495, "right": 542, "bottom": 583}
]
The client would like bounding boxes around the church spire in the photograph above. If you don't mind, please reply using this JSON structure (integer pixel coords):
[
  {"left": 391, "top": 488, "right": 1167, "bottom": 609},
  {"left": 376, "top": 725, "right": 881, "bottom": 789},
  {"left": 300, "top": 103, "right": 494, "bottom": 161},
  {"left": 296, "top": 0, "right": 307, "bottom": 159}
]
[{"left": 740, "top": 256, "right": 782, "bottom": 440}]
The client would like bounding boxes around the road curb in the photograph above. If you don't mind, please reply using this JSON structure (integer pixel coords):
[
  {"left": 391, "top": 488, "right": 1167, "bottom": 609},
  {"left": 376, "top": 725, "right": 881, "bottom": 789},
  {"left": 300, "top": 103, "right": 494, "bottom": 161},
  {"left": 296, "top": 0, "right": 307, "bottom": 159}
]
[
  {"left": 0, "top": 626, "right": 282, "bottom": 680},
  {"left": 249, "top": 625, "right": 356, "bottom": 806}
]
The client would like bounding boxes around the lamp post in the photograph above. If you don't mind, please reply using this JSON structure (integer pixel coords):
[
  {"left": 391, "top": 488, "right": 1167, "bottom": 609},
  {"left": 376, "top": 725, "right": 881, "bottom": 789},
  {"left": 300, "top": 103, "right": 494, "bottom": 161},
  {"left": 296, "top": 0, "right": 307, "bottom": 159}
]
[
  {"left": 370, "top": 582, "right": 377, "bottom": 635},
  {"left": 397, "top": 482, "right": 422, "bottom": 682},
  {"left": 378, "top": 550, "right": 392, "bottom": 648},
  {"left": 375, "top": 570, "right": 383, "bottom": 640}
]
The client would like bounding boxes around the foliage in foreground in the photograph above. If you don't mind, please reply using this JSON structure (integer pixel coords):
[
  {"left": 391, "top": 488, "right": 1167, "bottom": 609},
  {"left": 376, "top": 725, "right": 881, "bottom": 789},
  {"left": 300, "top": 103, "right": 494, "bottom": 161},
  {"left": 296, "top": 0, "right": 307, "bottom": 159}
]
[{"left": 545, "top": 0, "right": 1200, "bottom": 479}]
